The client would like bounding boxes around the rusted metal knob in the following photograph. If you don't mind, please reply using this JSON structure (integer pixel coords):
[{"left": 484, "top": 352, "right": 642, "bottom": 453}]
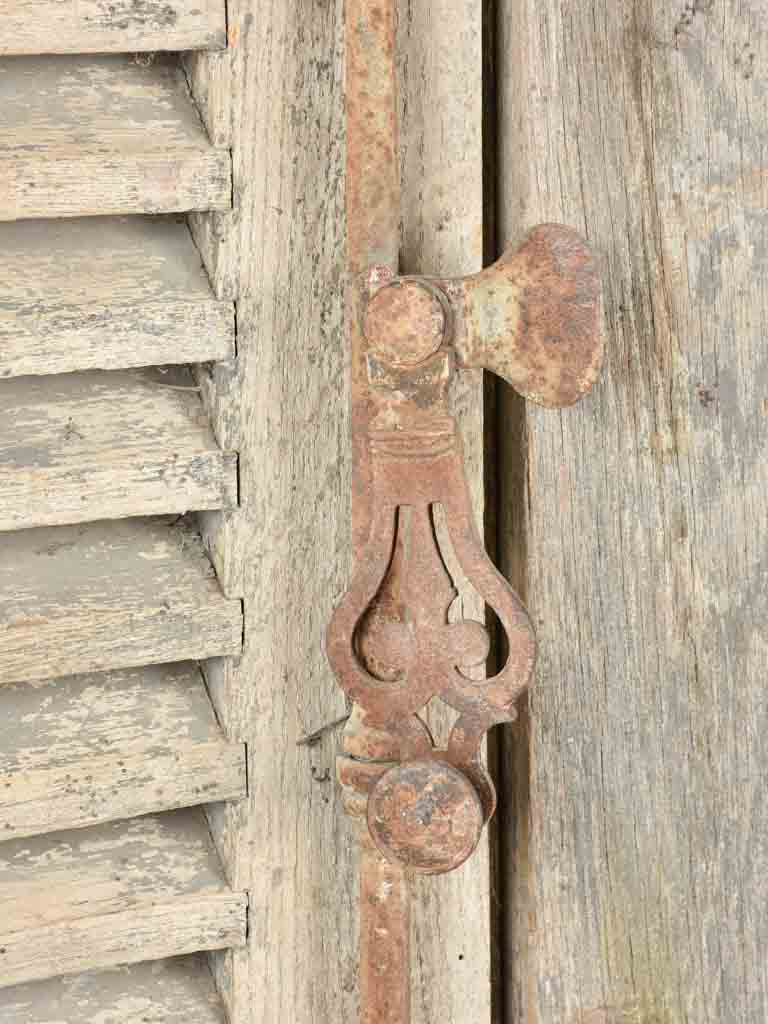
[
  {"left": 361, "top": 226, "right": 603, "bottom": 406},
  {"left": 441, "top": 224, "right": 603, "bottom": 408},
  {"left": 363, "top": 279, "right": 447, "bottom": 366},
  {"left": 367, "top": 759, "right": 484, "bottom": 875}
]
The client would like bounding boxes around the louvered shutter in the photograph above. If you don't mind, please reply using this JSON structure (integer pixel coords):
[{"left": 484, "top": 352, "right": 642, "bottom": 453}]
[{"left": 0, "top": 8, "right": 247, "bottom": 1021}]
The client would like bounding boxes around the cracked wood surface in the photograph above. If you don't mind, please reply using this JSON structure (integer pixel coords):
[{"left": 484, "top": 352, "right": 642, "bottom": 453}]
[
  {"left": 0, "top": 367, "right": 237, "bottom": 531},
  {"left": 0, "top": 216, "right": 234, "bottom": 379},
  {"left": 0, "top": 0, "right": 226, "bottom": 56},
  {"left": 0, "top": 810, "right": 247, "bottom": 989},
  {"left": 397, "top": 3, "right": 491, "bottom": 1020},
  {"left": 0, "top": 956, "right": 228, "bottom": 1024},
  {"left": 498, "top": 2, "right": 768, "bottom": 1021},
  {"left": 0, "top": 55, "right": 230, "bottom": 221},
  {"left": 185, "top": 1, "right": 491, "bottom": 1020},
  {"left": 0, "top": 662, "right": 246, "bottom": 841},
  {"left": 0, "top": 516, "right": 242, "bottom": 685}
]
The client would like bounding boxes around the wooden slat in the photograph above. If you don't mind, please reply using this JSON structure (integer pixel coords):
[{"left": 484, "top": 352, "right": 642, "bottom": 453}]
[
  {"left": 0, "top": 809, "right": 247, "bottom": 989},
  {"left": 0, "top": 368, "right": 237, "bottom": 532},
  {"left": 185, "top": 48, "right": 237, "bottom": 300},
  {"left": 0, "top": 1, "right": 226, "bottom": 57},
  {"left": 0, "top": 662, "right": 246, "bottom": 841},
  {"left": 0, "top": 956, "right": 228, "bottom": 1024},
  {"left": 498, "top": 2, "right": 768, "bottom": 1022},
  {"left": 0, "top": 216, "right": 234, "bottom": 380},
  {"left": 0, "top": 516, "right": 242, "bottom": 686},
  {"left": 183, "top": 51, "right": 233, "bottom": 150},
  {"left": 0, "top": 56, "right": 231, "bottom": 222}
]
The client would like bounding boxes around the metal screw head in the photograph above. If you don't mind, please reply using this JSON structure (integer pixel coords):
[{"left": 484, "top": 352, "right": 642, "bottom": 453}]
[
  {"left": 367, "top": 759, "right": 484, "bottom": 875},
  {"left": 363, "top": 280, "right": 447, "bottom": 366}
]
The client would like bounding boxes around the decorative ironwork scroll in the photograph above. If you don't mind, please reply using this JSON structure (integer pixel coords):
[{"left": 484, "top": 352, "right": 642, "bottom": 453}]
[{"left": 329, "top": 233, "right": 602, "bottom": 875}]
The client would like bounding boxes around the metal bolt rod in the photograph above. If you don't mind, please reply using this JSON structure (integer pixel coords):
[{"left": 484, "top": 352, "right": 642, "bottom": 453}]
[
  {"left": 360, "top": 838, "right": 411, "bottom": 1024},
  {"left": 346, "top": 0, "right": 400, "bottom": 549},
  {"left": 346, "top": 1, "right": 410, "bottom": 1021},
  {"left": 346, "top": 0, "right": 399, "bottom": 274}
]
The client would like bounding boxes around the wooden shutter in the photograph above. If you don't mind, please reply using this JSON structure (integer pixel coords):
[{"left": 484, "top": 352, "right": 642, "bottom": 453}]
[
  {"left": 497, "top": 3, "right": 768, "bottom": 1021},
  {"left": 0, "top": 10, "right": 247, "bottom": 1021}
]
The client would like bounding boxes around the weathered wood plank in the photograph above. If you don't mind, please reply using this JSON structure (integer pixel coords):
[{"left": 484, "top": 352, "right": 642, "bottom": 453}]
[
  {"left": 0, "top": 517, "right": 242, "bottom": 686},
  {"left": 0, "top": 0, "right": 226, "bottom": 56},
  {"left": 0, "top": 216, "right": 234, "bottom": 380},
  {"left": 184, "top": 3, "right": 351, "bottom": 1019},
  {"left": 397, "top": 3, "right": 491, "bottom": 1020},
  {"left": 0, "top": 56, "right": 230, "bottom": 222},
  {"left": 0, "top": 810, "right": 247, "bottom": 989},
  {"left": 0, "top": 662, "right": 246, "bottom": 841},
  {"left": 0, "top": 368, "right": 237, "bottom": 531},
  {"left": 498, "top": 2, "right": 768, "bottom": 1021},
  {"left": 0, "top": 956, "right": 228, "bottom": 1024}
]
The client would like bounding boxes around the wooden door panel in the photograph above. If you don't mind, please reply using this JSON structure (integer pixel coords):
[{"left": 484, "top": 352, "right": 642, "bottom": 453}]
[{"left": 498, "top": 3, "right": 767, "bottom": 1020}]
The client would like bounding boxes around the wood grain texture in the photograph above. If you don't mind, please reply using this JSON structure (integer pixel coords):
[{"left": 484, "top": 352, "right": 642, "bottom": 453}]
[
  {"left": 397, "top": 3, "right": 492, "bottom": 1020},
  {"left": 183, "top": 50, "right": 233, "bottom": 149},
  {"left": 0, "top": 216, "right": 234, "bottom": 380},
  {"left": 189, "top": 2, "right": 492, "bottom": 1020},
  {"left": 0, "top": 956, "right": 228, "bottom": 1024},
  {"left": 0, "top": 368, "right": 237, "bottom": 531},
  {"left": 185, "top": 45, "right": 237, "bottom": 299},
  {"left": 498, "top": 2, "right": 768, "bottom": 1022},
  {"left": 0, "top": 56, "right": 231, "bottom": 222},
  {"left": 0, "top": 516, "right": 242, "bottom": 686},
  {"left": 0, "top": 810, "right": 247, "bottom": 989},
  {"left": 189, "top": 5, "right": 353, "bottom": 1020},
  {"left": 0, "top": 662, "right": 246, "bottom": 841},
  {"left": 0, "top": 0, "right": 226, "bottom": 56}
]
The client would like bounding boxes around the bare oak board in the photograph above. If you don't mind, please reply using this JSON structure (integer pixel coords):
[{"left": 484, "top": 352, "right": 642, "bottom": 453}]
[{"left": 498, "top": 2, "right": 768, "bottom": 1021}]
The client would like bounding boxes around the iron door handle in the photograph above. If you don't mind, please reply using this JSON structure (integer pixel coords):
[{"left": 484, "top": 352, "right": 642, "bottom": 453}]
[
  {"left": 331, "top": 3, "right": 602, "bottom": 1018},
  {"left": 328, "top": 226, "right": 603, "bottom": 873}
]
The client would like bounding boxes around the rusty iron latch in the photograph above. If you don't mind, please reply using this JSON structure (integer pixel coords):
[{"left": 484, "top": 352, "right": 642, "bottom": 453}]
[{"left": 327, "top": 3, "right": 603, "bottom": 1021}]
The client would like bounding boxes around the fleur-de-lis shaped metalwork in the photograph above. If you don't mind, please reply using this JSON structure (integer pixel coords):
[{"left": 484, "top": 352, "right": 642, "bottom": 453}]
[{"left": 328, "top": 225, "right": 603, "bottom": 874}]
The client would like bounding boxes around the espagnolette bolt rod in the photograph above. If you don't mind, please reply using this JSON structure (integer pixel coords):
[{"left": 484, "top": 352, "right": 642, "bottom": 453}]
[{"left": 327, "top": 3, "right": 604, "bottom": 1021}]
